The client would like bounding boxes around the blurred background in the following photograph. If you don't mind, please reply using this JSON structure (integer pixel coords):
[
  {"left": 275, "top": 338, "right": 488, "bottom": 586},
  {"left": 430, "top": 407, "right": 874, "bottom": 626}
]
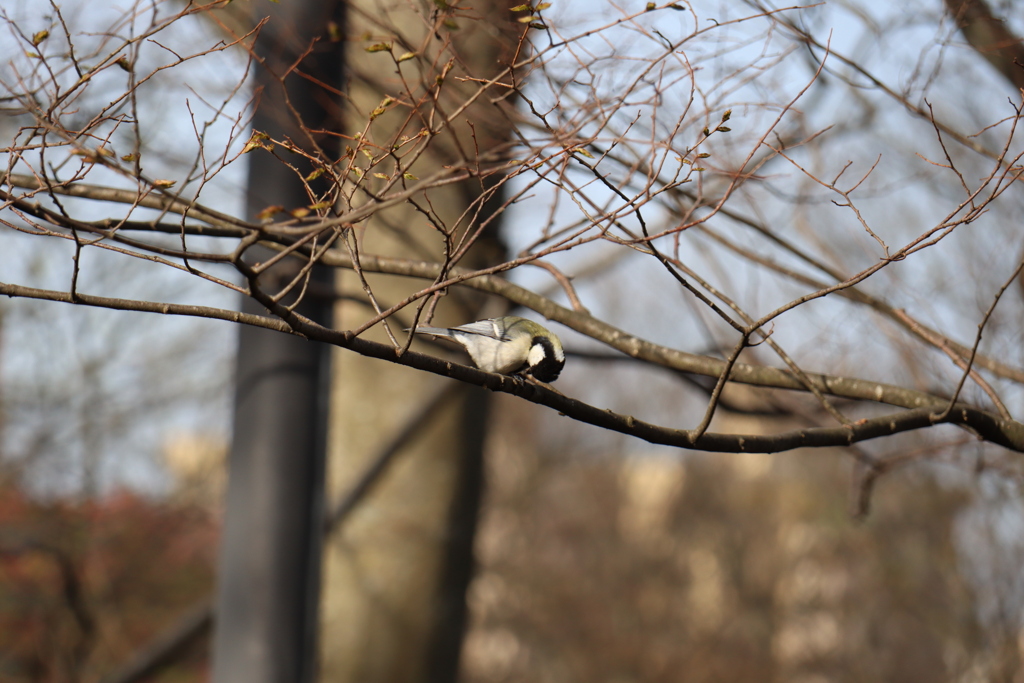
[{"left": 2, "top": 0, "right": 1024, "bottom": 681}]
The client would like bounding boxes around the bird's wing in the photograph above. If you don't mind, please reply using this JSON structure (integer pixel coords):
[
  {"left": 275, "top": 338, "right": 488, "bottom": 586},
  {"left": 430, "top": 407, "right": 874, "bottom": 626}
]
[
  {"left": 414, "top": 326, "right": 456, "bottom": 337},
  {"left": 450, "top": 319, "right": 509, "bottom": 340}
]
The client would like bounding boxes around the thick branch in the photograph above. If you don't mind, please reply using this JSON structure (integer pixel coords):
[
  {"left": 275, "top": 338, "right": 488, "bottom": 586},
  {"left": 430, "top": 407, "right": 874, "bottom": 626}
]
[{"left": 3, "top": 280, "right": 1023, "bottom": 453}]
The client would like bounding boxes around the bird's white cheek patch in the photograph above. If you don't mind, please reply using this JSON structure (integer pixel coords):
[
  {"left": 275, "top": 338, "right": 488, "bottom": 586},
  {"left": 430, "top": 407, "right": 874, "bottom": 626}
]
[{"left": 527, "top": 343, "right": 546, "bottom": 368}]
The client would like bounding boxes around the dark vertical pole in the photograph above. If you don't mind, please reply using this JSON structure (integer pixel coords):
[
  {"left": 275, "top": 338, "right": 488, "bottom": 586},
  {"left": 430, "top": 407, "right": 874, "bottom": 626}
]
[{"left": 212, "top": 2, "right": 345, "bottom": 683}]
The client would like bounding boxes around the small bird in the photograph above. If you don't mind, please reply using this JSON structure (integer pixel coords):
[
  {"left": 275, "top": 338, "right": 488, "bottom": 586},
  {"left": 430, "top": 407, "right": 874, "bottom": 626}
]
[{"left": 413, "top": 316, "right": 565, "bottom": 383}]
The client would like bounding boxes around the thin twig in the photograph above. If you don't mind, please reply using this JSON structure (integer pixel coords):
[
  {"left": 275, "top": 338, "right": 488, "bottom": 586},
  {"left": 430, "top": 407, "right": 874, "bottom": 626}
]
[{"left": 934, "top": 255, "right": 1024, "bottom": 421}]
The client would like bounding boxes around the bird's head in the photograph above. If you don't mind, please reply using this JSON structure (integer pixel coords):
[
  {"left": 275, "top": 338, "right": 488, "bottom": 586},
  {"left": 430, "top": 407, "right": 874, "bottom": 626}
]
[{"left": 526, "top": 334, "right": 565, "bottom": 382}]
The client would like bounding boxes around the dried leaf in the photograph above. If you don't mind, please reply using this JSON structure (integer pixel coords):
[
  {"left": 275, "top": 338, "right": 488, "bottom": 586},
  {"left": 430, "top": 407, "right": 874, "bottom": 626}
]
[
  {"left": 31, "top": 30, "right": 49, "bottom": 46},
  {"left": 256, "top": 205, "right": 284, "bottom": 220}
]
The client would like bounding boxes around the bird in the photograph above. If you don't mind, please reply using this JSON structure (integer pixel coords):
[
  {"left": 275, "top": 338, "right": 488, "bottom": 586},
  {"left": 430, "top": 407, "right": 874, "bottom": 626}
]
[{"left": 413, "top": 316, "right": 565, "bottom": 383}]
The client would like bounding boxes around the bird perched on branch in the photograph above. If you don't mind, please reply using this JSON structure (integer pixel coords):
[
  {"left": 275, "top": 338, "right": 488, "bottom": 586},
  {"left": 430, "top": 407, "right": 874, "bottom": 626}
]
[{"left": 413, "top": 316, "right": 565, "bottom": 383}]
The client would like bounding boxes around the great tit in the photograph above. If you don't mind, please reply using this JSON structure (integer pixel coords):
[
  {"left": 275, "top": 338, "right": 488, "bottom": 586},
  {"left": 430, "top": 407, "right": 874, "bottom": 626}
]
[{"left": 413, "top": 316, "right": 565, "bottom": 382}]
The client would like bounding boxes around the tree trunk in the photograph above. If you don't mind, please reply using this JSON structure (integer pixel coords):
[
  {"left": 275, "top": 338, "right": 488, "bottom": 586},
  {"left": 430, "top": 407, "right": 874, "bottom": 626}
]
[
  {"left": 211, "top": 2, "right": 345, "bottom": 682},
  {"left": 318, "top": 2, "right": 521, "bottom": 681}
]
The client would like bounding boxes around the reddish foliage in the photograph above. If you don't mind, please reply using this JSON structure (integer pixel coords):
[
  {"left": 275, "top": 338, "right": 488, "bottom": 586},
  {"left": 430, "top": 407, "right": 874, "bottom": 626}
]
[{"left": 0, "top": 485, "right": 217, "bottom": 683}]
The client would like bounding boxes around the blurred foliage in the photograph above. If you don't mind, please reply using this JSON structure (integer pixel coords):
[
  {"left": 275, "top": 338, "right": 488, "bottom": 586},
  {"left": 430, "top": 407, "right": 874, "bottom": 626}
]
[
  {"left": 462, "top": 408, "right": 1007, "bottom": 682},
  {"left": 0, "top": 485, "right": 216, "bottom": 682}
]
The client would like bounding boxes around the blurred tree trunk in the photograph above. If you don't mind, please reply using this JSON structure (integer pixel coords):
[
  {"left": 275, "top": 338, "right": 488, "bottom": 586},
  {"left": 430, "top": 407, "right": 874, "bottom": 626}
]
[
  {"left": 318, "top": 3, "right": 521, "bottom": 682},
  {"left": 944, "top": 0, "right": 1024, "bottom": 91},
  {"left": 211, "top": 2, "right": 344, "bottom": 682},
  {"left": 202, "top": 0, "right": 522, "bottom": 681}
]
